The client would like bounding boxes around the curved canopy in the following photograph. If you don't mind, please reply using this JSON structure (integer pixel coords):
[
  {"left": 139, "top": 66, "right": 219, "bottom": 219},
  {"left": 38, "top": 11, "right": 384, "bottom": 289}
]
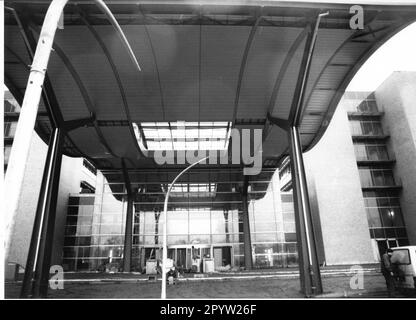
[{"left": 5, "top": 1, "right": 416, "bottom": 174}]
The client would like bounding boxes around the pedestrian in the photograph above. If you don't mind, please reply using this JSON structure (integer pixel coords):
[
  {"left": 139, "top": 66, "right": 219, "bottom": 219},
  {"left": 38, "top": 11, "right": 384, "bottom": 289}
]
[{"left": 381, "top": 248, "right": 396, "bottom": 297}]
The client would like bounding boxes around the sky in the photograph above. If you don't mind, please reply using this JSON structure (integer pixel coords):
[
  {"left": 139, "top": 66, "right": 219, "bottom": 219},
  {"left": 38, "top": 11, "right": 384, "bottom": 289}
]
[{"left": 347, "top": 21, "right": 416, "bottom": 91}]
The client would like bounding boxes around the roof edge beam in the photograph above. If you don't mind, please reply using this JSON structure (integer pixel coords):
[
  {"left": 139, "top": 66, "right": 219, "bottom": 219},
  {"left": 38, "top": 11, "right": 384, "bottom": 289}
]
[
  {"left": 267, "top": 113, "right": 289, "bottom": 131},
  {"left": 232, "top": 10, "right": 263, "bottom": 123},
  {"left": 63, "top": 113, "right": 95, "bottom": 132},
  {"left": 289, "top": 11, "right": 330, "bottom": 127}
]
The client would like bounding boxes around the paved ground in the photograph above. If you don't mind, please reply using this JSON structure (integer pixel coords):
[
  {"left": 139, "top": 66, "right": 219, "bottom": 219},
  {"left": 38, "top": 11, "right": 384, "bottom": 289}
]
[{"left": 6, "top": 271, "right": 414, "bottom": 299}]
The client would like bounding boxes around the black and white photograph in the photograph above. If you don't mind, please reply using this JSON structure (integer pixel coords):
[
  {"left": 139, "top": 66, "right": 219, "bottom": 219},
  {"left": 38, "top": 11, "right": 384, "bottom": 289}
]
[{"left": 1, "top": 0, "right": 416, "bottom": 311}]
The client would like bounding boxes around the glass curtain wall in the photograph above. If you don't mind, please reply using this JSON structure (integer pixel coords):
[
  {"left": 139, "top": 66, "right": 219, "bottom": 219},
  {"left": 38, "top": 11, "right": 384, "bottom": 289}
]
[{"left": 62, "top": 168, "right": 297, "bottom": 271}]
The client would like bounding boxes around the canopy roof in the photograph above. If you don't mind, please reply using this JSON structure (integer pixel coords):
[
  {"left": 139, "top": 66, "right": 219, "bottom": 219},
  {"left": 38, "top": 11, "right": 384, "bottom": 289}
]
[{"left": 5, "top": 1, "right": 416, "bottom": 176}]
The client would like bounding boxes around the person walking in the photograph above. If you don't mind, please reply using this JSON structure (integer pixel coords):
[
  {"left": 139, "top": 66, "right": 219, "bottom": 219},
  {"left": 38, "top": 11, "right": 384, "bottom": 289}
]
[{"left": 381, "top": 248, "right": 396, "bottom": 297}]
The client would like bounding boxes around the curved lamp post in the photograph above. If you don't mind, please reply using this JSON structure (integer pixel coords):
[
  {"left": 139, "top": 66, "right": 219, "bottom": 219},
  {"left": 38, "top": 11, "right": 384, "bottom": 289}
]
[{"left": 161, "top": 156, "right": 209, "bottom": 299}]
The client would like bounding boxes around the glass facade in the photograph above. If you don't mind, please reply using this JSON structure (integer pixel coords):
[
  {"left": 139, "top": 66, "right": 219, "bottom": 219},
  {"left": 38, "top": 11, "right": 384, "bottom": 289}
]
[
  {"left": 62, "top": 168, "right": 298, "bottom": 271},
  {"left": 358, "top": 168, "right": 397, "bottom": 187},
  {"left": 353, "top": 143, "right": 390, "bottom": 161},
  {"left": 363, "top": 191, "right": 409, "bottom": 250},
  {"left": 4, "top": 90, "right": 20, "bottom": 170},
  {"left": 343, "top": 91, "right": 409, "bottom": 256},
  {"left": 4, "top": 121, "right": 17, "bottom": 138},
  {"left": 349, "top": 120, "right": 384, "bottom": 136},
  {"left": 342, "top": 92, "right": 378, "bottom": 113}
]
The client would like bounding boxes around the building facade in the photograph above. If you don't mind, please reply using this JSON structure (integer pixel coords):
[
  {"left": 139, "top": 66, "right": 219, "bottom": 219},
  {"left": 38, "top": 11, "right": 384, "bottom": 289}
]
[
  {"left": 301, "top": 72, "right": 415, "bottom": 265},
  {"left": 4, "top": 90, "right": 97, "bottom": 278},
  {"left": 61, "top": 168, "right": 298, "bottom": 271}
]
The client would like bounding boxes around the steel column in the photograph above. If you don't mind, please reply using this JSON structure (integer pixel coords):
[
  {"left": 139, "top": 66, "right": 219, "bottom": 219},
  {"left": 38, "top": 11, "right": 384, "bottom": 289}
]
[
  {"left": 20, "top": 127, "right": 63, "bottom": 298},
  {"left": 123, "top": 196, "right": 133, "bottom": 272},
  {"left": 122, "top": 160, "right": 133, "bottom": 272},
  {"left": 241, "top": 189, "right": 253, "bottom": 270},
  {"left": 288, "top": 126, "right": 322, "bottom": 296},
  {"left": 284, "top": 11, "right": 328, "bottom": 297}
]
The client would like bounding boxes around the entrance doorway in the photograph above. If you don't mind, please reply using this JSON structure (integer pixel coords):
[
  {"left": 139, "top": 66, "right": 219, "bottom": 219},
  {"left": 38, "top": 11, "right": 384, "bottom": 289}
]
[{"left": 213, "top": 246, "right": 232, "bottom": 270}]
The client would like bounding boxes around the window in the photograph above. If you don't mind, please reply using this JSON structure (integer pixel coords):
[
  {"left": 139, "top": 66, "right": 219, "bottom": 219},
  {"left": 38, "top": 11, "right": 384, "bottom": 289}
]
[
  {"left": 83, "top": 159, "right": 97, "bottom": 175},
  {"left": 354, "top": 143, "right": 389, "bottom": 161},
  {"left": 4, "top": 98, "right": 20, "bottom": 113},
  {"left": 80, "top": 181, "right": 95, "bottom": 194},
  {"left": 4, "top": 146, "right": 12, "bottom": 164},
  {"left": 4, "top": 122, "right": 17, "bottom": 138},
  {"left": 363, "top": 191, "right": 408, "bottom": 244},
  {"left": 133, "top": 121, "right": 231, "bottom": 151},
  {"left": 343, "top": 92, "right": 378, "bottom": 112},
  {"left": 391, "top": 249, "right": 410, "bottom": 265},
  {"left": 350, "top": 120, "right": 383, "bottom": 136},
  {"left": 170, "top": 183, "right": 217, "bottom": 197},
  {"left": 359, "top": 168, "right": 396, "bottom": 187}
]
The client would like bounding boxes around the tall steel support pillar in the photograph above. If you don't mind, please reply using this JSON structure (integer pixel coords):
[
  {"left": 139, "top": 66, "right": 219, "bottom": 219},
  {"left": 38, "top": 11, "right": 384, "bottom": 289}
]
[
  {"left": 20, "top": 127, "right": 63, "bottom": 298},
  {"left": 123, "top": 196, "right": 133, "bottom": 272},
  {"left": 122, "top": 160, "right": 133, "bottom": 272},
  {"left": 284, "top": 11, "right": 327, "bottom": 296},
  {"left": 241, "top": 183, "right": 253, "bottom": 270},
  {"left": 288, "top": 126, "right": 322, "bottom": 296}
]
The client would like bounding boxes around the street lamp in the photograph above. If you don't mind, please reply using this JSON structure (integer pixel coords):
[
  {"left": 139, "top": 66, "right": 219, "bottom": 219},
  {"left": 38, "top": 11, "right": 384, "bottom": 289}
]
[{"left": 161, "top": 156, "right": 209, "bottom": 299}]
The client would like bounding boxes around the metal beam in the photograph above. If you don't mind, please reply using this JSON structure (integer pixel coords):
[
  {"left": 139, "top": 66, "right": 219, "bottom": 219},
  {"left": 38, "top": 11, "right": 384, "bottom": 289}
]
[
  {"left": 267, "top": 112, "right": 289, "bottom": 131},
  {"left": 121, "top": 159, "right": 133, "bottom": 272},
  {"left": 27, "top": 21, "right": 118, "bottom": 158},
  {"left": 261, "top": 25, "right": 309, "bottom": 140},
  {"left": 289, "top": 12, "right": 329, "bottom": 127},
  {"left": 4, "top": 40, "right": 90, "bottom": 158},
  {"left": 63, "top": 114, "right": 95, "bottom": 132},
  {"left": 7, "top": 7, "right": 137, "bottom": 162},
  {"left": 75, "top": 7, "right": 145, "bottom": 160},
  {"left": 232, "top": 12, "right": 262, "bottom": 123},
  {"left": 241, "top": 176, "right": 253, "bottom": 270}
]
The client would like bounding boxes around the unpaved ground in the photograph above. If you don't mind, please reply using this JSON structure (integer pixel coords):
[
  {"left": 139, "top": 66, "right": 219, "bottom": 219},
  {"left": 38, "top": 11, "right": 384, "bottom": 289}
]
[{"left": 5, "top": 274, "right": 394, "bottom": 299}]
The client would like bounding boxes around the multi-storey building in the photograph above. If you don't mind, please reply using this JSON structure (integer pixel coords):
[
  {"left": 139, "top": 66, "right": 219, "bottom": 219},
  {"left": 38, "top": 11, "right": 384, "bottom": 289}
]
[
  {"left": 345, "top": 91, "right": 408, "bottom": 254},
  {"left": 298, "top": 72, "right": 415, "bottom": 265},
  {"left": 4, "top": 90, "right": 98, "bottom": 278}
]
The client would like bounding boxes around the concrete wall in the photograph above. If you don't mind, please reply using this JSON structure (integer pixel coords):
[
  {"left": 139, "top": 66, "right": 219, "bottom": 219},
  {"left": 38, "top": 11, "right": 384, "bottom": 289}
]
[
  {"left": 375, "top": 71, "right": 416, "bottom": 245},
  {"left": 6, "top": 133, "right": 47, "bottom": 270},
  {"left": 6, "top": 131, "right": 90, "bottom": 274},
  {"left": 304, "top": 102, "right": 377, "bottom": 265}
]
